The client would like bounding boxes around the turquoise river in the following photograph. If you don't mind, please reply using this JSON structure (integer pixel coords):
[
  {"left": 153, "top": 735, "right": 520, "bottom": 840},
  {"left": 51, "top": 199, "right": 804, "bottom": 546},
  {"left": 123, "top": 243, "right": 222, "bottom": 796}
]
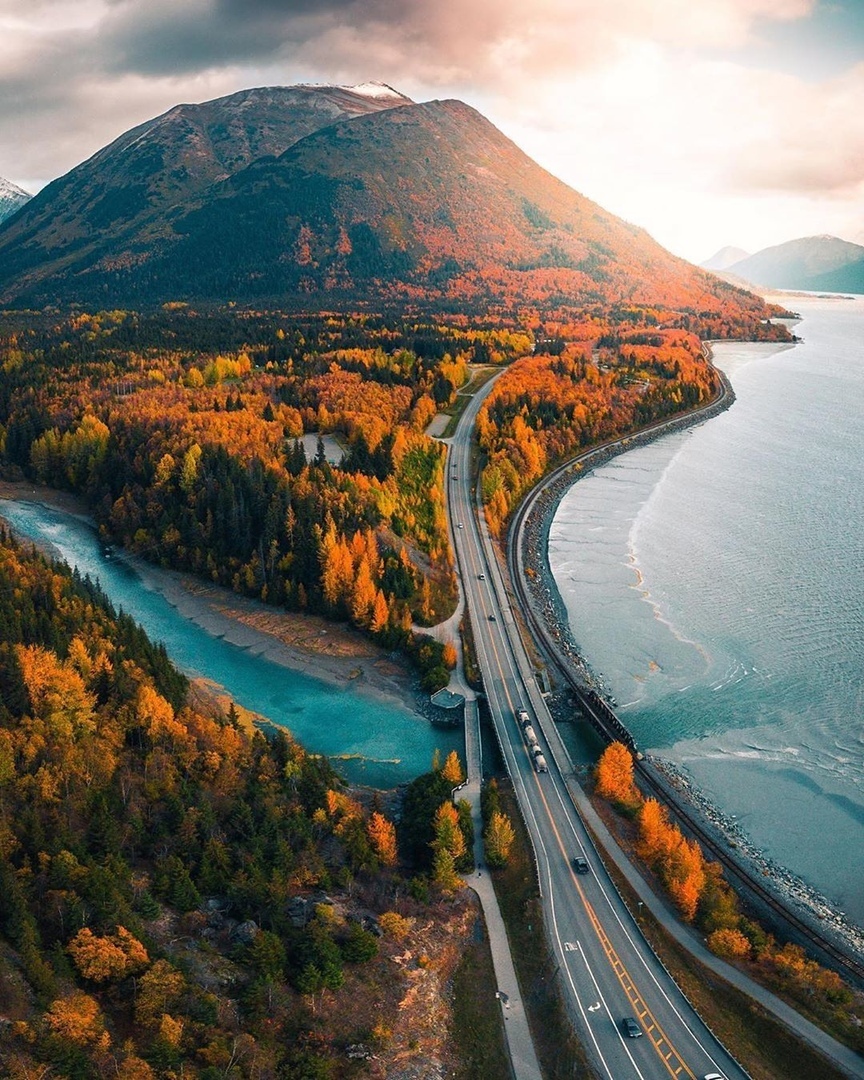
[{"left": 0, "top": 499, "right": 461, "bottom": 789}]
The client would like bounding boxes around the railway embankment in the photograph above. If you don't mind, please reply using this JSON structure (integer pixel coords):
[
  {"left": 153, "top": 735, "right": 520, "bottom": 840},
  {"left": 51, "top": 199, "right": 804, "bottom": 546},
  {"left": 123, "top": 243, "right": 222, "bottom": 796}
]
[{"left": 506, "top": 366, "right": 864, "bottom": 990}]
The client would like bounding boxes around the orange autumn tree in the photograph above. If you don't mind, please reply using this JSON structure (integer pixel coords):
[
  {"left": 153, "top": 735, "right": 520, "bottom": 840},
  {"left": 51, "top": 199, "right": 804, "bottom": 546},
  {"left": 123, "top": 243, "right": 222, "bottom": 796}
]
[
  {"left": 367, "top": 811, "right": 398, "bottom": 867},
  {"left": 637, "top": 798, "right": 707, "bottom": 923},
  {"left": 594, "top": 741, "right": 640, "bottom": 809},
  {"left": 68, "top": 927, "right": 149, "bottom": 983}
]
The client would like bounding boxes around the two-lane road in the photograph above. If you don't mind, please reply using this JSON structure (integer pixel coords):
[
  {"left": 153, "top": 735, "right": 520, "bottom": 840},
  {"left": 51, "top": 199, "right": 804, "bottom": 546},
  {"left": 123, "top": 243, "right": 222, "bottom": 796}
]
[{"left": 446, "top": 379, "right": 746, "bottom": 1080}]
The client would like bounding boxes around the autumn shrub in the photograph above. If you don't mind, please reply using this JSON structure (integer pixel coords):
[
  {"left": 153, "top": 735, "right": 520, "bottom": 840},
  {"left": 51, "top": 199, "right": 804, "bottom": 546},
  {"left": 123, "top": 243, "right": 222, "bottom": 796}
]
[
  {"left": 378, "top": 911, "right": 412, "bottom": 940},
  {"left": 707, "top": 927, "right": 752, "bottom": 961}
]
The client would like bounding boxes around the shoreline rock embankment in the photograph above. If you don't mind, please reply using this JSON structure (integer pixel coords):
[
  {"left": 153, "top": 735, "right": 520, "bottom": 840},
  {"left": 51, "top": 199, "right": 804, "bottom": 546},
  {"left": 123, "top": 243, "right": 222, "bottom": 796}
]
[
  {"left": 510, "top": 372, "right": 864, "bottom": 977},
  {"left": 518, "top": 369, "right": 737, "bottom": 702}
]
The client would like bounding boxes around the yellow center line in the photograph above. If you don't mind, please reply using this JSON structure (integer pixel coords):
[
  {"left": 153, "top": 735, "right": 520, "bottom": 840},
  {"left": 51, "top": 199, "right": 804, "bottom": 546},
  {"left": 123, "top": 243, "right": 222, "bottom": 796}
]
[
  {"left": 474, "top": 537, "right": 698, "bottom": 1080},
  {"left": 583, "top": 897, "right": 695, "bottom": 1080}
]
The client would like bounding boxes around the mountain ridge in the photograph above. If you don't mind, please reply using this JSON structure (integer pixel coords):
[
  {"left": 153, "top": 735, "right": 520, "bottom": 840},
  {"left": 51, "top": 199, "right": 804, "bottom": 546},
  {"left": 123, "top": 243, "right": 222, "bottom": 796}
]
[
  {"left": 0, "top": 176, "right": 31, "bottom": 224},
  {"left": 719, "top": 235, "right": 864, "bottom": 294},
  {"left": 701, "top": 245, "right": 750, "bottom": 272},
  {"left": 0, "top": 85, "right": 778, "bottom": 317},
  {"left": 0, "top": 84, "right": 412, "bottom": 303}
]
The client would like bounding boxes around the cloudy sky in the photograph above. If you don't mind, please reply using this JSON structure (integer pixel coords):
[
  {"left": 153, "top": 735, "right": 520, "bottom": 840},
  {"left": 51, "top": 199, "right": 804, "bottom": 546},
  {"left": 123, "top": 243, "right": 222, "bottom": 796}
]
[{"left": 2, "top": 0, "right": 863, "bottom": 262}]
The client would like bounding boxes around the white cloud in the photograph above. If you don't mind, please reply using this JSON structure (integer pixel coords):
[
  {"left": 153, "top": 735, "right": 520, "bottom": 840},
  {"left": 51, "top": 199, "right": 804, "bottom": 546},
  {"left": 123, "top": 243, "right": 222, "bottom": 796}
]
[{"left": 2, "top": 0, "right": 861, "bottom": 261}]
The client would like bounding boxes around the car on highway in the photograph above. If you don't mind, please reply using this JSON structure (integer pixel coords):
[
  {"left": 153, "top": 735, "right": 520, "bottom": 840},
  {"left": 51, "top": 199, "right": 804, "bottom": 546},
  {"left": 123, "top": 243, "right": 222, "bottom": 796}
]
[
  {"left": 478, "top": 573, "right": 485, "bottom": 579},
  {"left": 572, "top": 856, "right": 590, "bottom": 874},
  {"left": 457, "top": 522, "right": 463, "bottom": 529},
  {"left": 488, "top": 613, "right": 496, "bottom": 621},
  {"left": 703, "top": 1074, "right": 726, "bottom": 1080},
  {"left": 621, "top": 1017, "right": 642, "bottom": 1039}
]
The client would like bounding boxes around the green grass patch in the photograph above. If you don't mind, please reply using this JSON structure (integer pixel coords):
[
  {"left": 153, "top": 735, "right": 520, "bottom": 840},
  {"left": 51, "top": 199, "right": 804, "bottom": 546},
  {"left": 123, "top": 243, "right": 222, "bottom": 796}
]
[
  {"left": 451, "top": 909, "right": 512, "bottom": 1080},
  {"left": 441, "top": 366, "right": 501, "bottom": 437},
  {"left": 459, "top": 606, "right": 482, "bottom": 690}
]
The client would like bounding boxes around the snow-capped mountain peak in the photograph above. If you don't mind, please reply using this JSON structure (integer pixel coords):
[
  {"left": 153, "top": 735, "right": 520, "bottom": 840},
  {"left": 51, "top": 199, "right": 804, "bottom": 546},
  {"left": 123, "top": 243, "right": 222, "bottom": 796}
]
[
  {"left": 341, "top": 81, "right": 410, "bottom": 101},
  {"left": 0, "top": 175, "right": 31, "bottom": 224}
]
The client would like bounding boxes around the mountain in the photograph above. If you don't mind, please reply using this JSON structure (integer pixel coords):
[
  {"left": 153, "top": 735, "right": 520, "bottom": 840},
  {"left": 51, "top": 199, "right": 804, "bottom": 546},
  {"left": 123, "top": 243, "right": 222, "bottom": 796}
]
[
  {"left": 0, "top": 86, "right": 770, "bottom": 313},
  {"left": 726, "top": 235, "right": 864, "bottom": 294},
  {"left": 0, "top": 84, "right": 411, "bottom": 304},
  {"left": 0, "top": 176, "right": 31, "bottom": 223},
  {"left": 701, "top": 245, "right": 749, "bottom": 271}
]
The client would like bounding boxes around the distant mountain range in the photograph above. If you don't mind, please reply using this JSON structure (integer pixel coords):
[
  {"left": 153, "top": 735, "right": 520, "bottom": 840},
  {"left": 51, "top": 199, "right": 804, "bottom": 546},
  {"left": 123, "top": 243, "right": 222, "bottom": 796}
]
[
  {"left": 701, "top": 246, "right": 750, "bottom": 272},
  {"left": 0, "top": 177, "right": 31, "bottom": 223},
  {"left": 703, "top": 235, "right": 864, "bottom": 294},
  {"left": 0, "top": 83, "right": 772, "bottom": 313}
]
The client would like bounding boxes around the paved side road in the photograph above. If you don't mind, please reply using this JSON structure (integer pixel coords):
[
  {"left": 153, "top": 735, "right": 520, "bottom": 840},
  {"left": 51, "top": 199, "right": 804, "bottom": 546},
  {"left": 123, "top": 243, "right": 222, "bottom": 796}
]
[{"left": 435, "top": 421, "right": 544, "bottom": 1080}]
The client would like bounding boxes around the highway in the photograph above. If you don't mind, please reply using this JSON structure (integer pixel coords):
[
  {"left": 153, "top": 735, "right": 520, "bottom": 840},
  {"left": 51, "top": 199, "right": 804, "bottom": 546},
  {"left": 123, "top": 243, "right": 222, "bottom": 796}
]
[{"left": 446, "top": 379, "right": 746, "bottom": 1080}]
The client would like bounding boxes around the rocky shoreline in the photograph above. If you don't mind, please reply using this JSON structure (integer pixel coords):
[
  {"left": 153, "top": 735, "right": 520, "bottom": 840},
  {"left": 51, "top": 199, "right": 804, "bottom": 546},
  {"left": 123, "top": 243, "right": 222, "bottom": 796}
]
[
  {"left": 518, "top": 366, "right": 737, "bottom": 704},
  {"left": 511, "top": 374, "right": 864, "bottom": 972},
  {"left": 648, "top": 755, "right": 864, "bottom": 964}
]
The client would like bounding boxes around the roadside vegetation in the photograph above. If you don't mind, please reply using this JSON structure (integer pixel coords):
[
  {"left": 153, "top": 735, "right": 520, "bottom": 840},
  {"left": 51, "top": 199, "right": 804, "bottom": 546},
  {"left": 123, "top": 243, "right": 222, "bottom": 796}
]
[
  {"left": 0, "top": 532, "right": 502, "bottom": 1079},
  {"left": 482, "top": 777, "right": 593, "bottom": 1078},
  {"left": 594, "top": 742, "right": 864, "bottom": 1060},
  {"left": 598, "top": 836, "right": 853, "bottom": 1080}
]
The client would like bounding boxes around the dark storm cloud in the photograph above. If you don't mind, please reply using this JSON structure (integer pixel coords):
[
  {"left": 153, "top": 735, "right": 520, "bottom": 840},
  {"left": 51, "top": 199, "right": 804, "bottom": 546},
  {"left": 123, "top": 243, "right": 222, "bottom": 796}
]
[
  {"left": 93, "top": 0, "right": 539, "bottom": 86},
  {"left": 97, "top": 0, "right": 418, "bottom": 77},
  {"left": 98, "top": 1, "right": 302, "bottom": 74}
]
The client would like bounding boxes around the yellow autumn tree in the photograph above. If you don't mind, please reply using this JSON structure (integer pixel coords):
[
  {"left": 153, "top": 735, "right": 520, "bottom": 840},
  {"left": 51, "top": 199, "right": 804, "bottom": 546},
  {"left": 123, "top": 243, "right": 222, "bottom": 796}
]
[
  {"left": 595, "top": 741, "right": 640, "bottom": 808},
  {"left": 441, "top": 750, "right": 464, "bottom": 786},
  {"left": 484, "top": 810, "right": 515, "bottom": 867},
  {"left": 433, "top": 801, "right": 466, "bottom": 863},
  {"left": 367, "top": 811, "right": 398, "bottom": 867},
  {"left": 707, "top": 928, "right": 752, "bottom": 960}
]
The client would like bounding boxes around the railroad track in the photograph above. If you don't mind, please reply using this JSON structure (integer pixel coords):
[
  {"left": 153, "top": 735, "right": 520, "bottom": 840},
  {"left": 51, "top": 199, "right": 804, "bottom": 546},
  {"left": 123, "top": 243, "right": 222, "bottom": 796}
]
[{"left": 503, "top": 376, "right": 864, "bottom": 991}]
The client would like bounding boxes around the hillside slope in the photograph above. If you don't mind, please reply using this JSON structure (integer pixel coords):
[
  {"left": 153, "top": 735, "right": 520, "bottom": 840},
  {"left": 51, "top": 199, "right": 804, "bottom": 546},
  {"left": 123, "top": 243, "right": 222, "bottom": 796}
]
[
  {"left": 728, "top": 235, "right": 864, "bottom": 293},
  {"left": 0, "top": 84, "right": 410, "bottom": 304},
  {"left": 0, "top": 88, "right": 776, "bottom": 319}
]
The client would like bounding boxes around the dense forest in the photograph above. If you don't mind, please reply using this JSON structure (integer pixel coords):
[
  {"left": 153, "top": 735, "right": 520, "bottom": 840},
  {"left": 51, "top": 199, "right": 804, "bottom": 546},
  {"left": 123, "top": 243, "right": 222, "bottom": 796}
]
[
  {"left": 0, "top": 304, "right": 791, "bottom": 675},
  {"left": 0, "top": 532, "right": 481, "bottom": 1078},
  {"left": 477, "top": 310, "right": 790, "bottom": 535},
  {"left": 0, "top": 309, "right": 531, "bottom": 690}
]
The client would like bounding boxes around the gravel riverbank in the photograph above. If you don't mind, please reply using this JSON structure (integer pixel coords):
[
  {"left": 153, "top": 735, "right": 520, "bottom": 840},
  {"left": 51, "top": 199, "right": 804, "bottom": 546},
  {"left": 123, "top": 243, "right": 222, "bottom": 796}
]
[{"left": 0, "top": 480, "right": 424, "bottom": 718}]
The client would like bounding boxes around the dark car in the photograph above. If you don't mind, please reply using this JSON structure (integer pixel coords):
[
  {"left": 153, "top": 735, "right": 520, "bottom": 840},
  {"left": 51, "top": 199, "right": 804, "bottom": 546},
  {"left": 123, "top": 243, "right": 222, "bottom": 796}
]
[
  {"left": 572, "top": 856, "right": 590, "bottom": 875},
  {"left": 488, "top": 614, "right": 497, "bottom": 621},
  {"left": 621, "top": 1017, "right": 642, "bottom": 1039}
]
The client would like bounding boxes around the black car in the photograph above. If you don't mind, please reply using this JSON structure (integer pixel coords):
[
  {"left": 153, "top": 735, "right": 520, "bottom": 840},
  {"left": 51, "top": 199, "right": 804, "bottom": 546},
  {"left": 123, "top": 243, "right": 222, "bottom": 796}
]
[
  {"left": 622, "top": 1017, "right": 642, "bottom": 1039},
  {"left": 572, "top": 856, "right": 590, "bottom": 875},
  {"left": 488, "top": 614, "right": 497, "bottom": 621}
]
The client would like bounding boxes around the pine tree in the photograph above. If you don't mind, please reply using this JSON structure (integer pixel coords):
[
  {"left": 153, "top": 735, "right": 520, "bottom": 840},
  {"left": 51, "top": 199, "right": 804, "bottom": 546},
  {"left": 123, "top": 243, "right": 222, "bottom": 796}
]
[{"left": 441, "top": 750, "right": 464, "bottom": 786}]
